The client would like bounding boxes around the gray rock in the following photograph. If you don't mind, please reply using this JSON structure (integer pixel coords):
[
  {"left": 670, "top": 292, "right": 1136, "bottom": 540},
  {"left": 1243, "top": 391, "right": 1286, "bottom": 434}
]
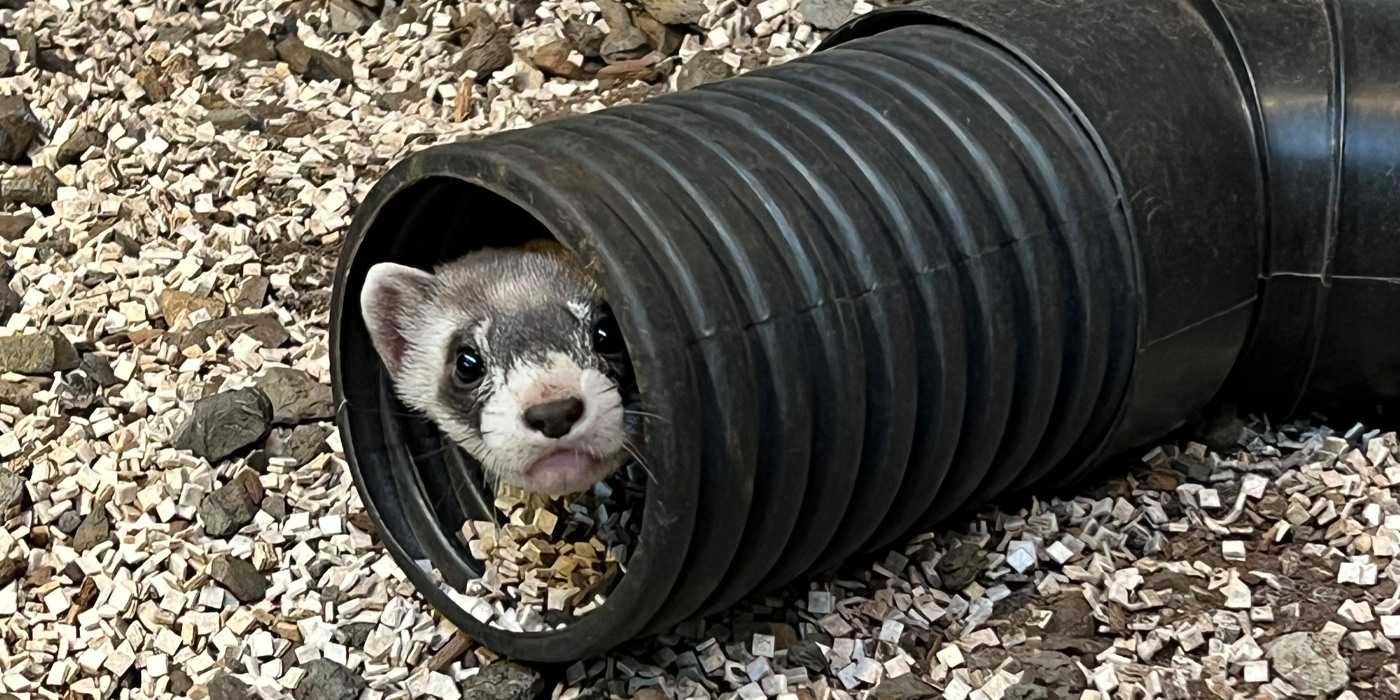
[
  {"left": 597, "top": 0, "right": 652, "bottom": 63},
  {"left": 283, "top": 424, "right": 331, "bottom": 465},
  {"left": 1015, "top": 649, "right": 1083, "bottom": 697},
  {"left": 335, "top": 622, "right": 376, "bottom": 649},
  {"left": 79, "top": 353, "right": 121, "bottom": 388},
  {"left": 176, "top": 313, "right": 290, "bottom": 351},
  {"left": 0, "top": 469, "right": 23, "bottom": 510},
  {"left": 72, "top": 507, "right": 110, "bottom": 552},
  {"left": 225, "top": 29, "right": 278, "bottom": 62},
  {"left": 1268, "top": 632, "right": 1349, "bottom": 695},
  {"left": 54, "top": 127, "right": 106, "bottom": 167},
  {"left": 198, "top": 479, "right": 260, "bottom": 538},
  {"left": 870, "top": 674, "right": 938, "bottom": 700},
  {"left": 34, "top": 233, "right": 77, "bottom": 260},
  {"left": 0, "top": 557, "right": 23, "bottom": 588},
  {"left": 0, "top": 95, "right": 41, "bottom": 164},
  {"left": 0, "top": 331, "right": 80, "bottom": 375},
  {"left": 254, "top": 367, "right": 334, "bottom": 425},
  {"left": 1003, "top": 686, "right": 1050, "bottom": 700},
  {"left": 260, "top": 494, "right": 287, "bottom": 521},
  {"left": 171, "top": 388, "right": 273, "bottom": 463},
  {"left": 0, "top": 381, "right": 38, "bottom": 413},
  {"left": 786, "top": 640, "right": 827, "bottom": 675},
  {"left": 455, "top": 10, "right": 513, "bottom": 81},
  {"left": 206, "top": 108, "right": 262, "bottom": 133},
  {"left": 327, "top": 0, "right": 377, "bottom": 34},
  {"left": 640, "top": 0, "right": 707, "bottom": 25},
  {"left": 0, "top": 213, "right": 33, "bottom": 241},
  {"left": 0, "top": 166, "right": 61, "bottom": 207},
  {"left": 209, "top": 555, "right": 268, "bottom": 603},
  {"left": 459, "top": 661, "right": 543, "bottom": 700},
  {"left": 799, "top": 0, "right": 855, "bottom": 30},
  {"left": 207, "top": 672, "right": 254, "bottom": 700},
  {"left": 234, "top": 276, "right": 270, "bottom": 309},
  {"left": 677, "top": 50, "right": 732, "bottom": 91},
  {"left": 0, "top": 282, "right": 20, "bottom": 328},
  {"left": 563, "top": 19, "right": 605, "bottom": 59},
  {"left": 936, "top": 541, "right": 988, "bottom": 591},
  {"left": 168, "top": 668, "right": 194, "bottom": 695},
  {"left": 275, "top": 35, "right": 354, "bottom": 84},
  {"left": 294, "top": 659, "right": 367, "bottom": 700},
  {"left": 54, "top": 510, "right": 81, "bottom": 535},
  {"left": 57, "top": 370, "right": 99, "bottom": 413},
  {"left": 0, "top": 45, "right": 14, "bottom": 78}
]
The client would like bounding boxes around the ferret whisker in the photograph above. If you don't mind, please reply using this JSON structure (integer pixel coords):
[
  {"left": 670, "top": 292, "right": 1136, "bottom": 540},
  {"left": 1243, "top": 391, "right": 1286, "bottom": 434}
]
[
  {"left": 621, "top": 440, "right": 657, "bottom": 484},
  {"left": 623, "top": 409, "right": 668, "bottom": 423}
]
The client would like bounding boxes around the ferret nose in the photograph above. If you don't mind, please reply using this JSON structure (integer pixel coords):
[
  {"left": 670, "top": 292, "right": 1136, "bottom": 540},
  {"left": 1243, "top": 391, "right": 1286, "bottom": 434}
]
[{"left": 523, "top": 397, "right": 585, "bottom": 439}]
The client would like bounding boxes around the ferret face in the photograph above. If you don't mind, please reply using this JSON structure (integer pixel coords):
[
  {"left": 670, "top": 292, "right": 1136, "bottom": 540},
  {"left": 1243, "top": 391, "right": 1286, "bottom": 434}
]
[{"left": 359, "top": 243, "right": 640, "bottom": 496}]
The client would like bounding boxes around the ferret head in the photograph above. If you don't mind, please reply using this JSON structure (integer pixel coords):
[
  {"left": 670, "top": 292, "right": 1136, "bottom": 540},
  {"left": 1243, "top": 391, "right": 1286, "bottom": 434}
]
[{"left": 359, "top": 242, "right": 639, "bottom": 496}]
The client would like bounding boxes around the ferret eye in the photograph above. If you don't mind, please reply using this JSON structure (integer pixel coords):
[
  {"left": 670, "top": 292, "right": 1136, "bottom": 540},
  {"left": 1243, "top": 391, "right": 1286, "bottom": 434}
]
[
  {"left": 593, "top": 312, "right": 625, "bottom": 356},
  {"left": 454, "top": 348, "right": 485, "bottom": 386}
]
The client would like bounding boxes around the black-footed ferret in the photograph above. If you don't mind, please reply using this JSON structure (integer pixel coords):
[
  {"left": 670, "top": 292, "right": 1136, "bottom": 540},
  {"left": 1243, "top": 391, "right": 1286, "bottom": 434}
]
[{"left": 359, "top": 241, "right": 641, "bottom": 496}]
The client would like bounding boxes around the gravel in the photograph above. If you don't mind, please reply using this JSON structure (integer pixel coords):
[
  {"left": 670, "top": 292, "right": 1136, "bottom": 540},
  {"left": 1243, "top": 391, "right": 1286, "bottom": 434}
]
[{"left": 0, "top": 0, "right": 1394, "bottom": 698}]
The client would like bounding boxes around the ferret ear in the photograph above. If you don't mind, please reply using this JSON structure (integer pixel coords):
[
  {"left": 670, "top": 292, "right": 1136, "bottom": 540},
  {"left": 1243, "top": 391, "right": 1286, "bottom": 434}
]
[{"left": 360, "top": 263, "right": 435, "bottom": 377}]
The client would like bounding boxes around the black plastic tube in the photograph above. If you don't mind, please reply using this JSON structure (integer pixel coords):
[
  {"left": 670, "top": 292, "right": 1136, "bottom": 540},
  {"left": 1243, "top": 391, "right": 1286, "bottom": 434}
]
[{"left": 330, "top": 0, "right": 1400, "bottom": 662}]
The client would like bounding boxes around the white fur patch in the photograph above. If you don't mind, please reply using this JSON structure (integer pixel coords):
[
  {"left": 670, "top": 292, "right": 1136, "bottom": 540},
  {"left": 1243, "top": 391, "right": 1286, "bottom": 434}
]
[{"left": 474, "top": 352, "right": 625, "bottom": 492}]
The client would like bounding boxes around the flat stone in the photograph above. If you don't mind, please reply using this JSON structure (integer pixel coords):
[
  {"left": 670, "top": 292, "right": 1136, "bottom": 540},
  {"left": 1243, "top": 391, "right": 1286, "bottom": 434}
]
[
  {"left": 72, "top": 507, "right": 110, "bottom": 552},
  {"left": 275, "top": 35, "right": 354, "bottom": 84},
  {"left": 254, "top": 367, "right": 334, "bottom": 425},
  {"left": 281, "top": 424, "right": 331, "bottom": 465},
  {"left": 531, "top": 36, "right": 584, "bottom": 80},
  {"left": 0, "top": 95, "right": 41, "bottom": 164},
  {"left": 0, "top": 469, "right": 23, "bottom": 510},
  {"left": 198, "top": 478, "right": 260, "bottom": 538},
  {"left": 207, "top": 672, "right": 254, "bottom": 700},
  {"left": 459, "top": 661, "right": 543, "bottom": 700},
  {"left": 640, "top": 0, "right": 707, "bottom": 25},
  {"left": 334, "top": 622, "right": 376, "bottom": 649},
  {"left": 206, "top": 108, "right": 263, "bottom": 132},
  {"left": 0, "top": 44, "right": 14, "bottom": 78},
  {"left": 294, "top": 659, "right": 368, "bottom": 700},
  {"left": 799, "top": 0, "right": 855, "bottom": 30},
  {"left": 0, "top": 557, "right": 23, "bottom": 588},
  {"left": 869, "top": 674, "right": 939, "bottom": 700},
  {"left": 54, "top": 510, "right": 81, "bottom": 535},
  {"left": 0, "top": 166, "right": 62, "bottom": 207},
  {"left": 79, "top": 353, "right": 121, "bottom": 388},
  {"left": 0, "top": 331, "right": 80, "bottom": 375},
  {"left": 0, "top": 213, "right": 34, "bottom": 241},
  {"left": 597, "top": 0, "right": 652, "bottom": 62},
  {"left": 225, "top": 29, "right": 278, "bottom": 62},
  {"left": 327, "top": 0, "right": 377, "bottom": 34},
  {"left": 159, "top": 289, "right": 227, "bottom": 326},
  {"left": 563, "top": 18, "right": 605, "bottom": 58},
  {"left": 785, "top": 640, "right": 828, "bottom": 675},
  {"left": 633, "top": 11, "right": 683, "bottom": 55},
  {"left": 168, "top": 668, "right": 194, "bottom": 695},
  {"left": 54, "top": 127, "right": 106, "bottom": 167},
  {"left": 1267, "top": 632, "right": 1349, "bottom": 695},
  {"left": 597, "top": 55, "right": 662, "bottom": 86},
  {"left": 171, "top": 387, "right": 273, "bottom": 463},
  {"left": 209, "top": 555, "right": 268, "bottom": 603},
  {"left": 175, "top": 313, "right": 291, "bottom": 350},
  {"left": 677, "top": 50, "right": 732, "bottom": 91},
  {"left": 454, "top": 10, "right": 513, "bottom": 81},
  {"left": 0, "top": 282, "right": 21, "bottom": 327}
]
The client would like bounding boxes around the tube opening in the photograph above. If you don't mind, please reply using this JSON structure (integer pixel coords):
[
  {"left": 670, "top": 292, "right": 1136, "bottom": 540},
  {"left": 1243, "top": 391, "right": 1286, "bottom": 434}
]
[{"left": 337, "top": 175, "right": 649, "bottom": 635}]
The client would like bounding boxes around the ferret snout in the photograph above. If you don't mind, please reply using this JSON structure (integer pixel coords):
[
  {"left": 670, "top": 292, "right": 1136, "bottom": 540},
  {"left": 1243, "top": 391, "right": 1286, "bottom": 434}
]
[{"left": 523, "top": 397, "right": 585, "bottom": 439}]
